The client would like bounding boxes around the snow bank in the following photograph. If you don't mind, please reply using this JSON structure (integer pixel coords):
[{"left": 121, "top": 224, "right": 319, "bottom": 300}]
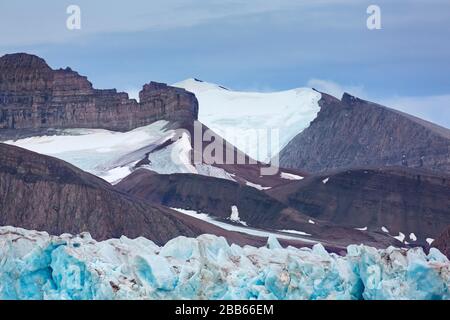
[
  {"left": 0, "top": 226, "right": 448, "bottom": 300},
  {"left": 4, "top": 122, "right": 235, "bottom": 183}
]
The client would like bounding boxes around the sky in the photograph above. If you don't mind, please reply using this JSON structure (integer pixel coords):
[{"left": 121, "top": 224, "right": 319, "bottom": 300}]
[{"left": 1, "top": 0, "right": 449, "bottom": 128}]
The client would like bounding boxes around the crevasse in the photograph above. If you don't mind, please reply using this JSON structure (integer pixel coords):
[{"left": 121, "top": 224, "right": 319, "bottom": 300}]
[{"left": 0, "top": 226, "right": 448, "bottom": 300}]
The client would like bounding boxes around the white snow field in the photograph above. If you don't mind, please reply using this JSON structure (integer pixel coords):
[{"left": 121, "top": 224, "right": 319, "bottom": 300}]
[
  {"left": 0, "top": 226, "right": 448, "bottom": 300},
  {"left": 3, "top": 121, "right": 234, "bottom": 184},
  {"left": 171, "top": 208, "right": 312, "bottom": 243},
  {"left": 174, "top": 79, "right": 321, "bottom": 161}
]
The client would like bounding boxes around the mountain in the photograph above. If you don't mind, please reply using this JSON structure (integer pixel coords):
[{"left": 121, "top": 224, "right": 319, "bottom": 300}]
[
  {"left": 434, "top": 226, "right": 450, "bottom": 258},
  {"left": 1, "top": 53, "right": 448, "bottom": 252},
  {"left": 174, "top": 78, "right": 321, "bottom": 161},
  {"left": 267, "top": 166, "right": 450, "bottom": 245},
  {"left": 0, "top": 53, "right": 198, "bottom": 138},
  {"left": 0, "top": 142, "right": 286, "bottom": 247},
  {"left": 116, "top": 169, "right": 402, "bottom": 249},
  {"left": 279, "top": 92, "right": 450, "bottom": 174},
  {"left": 2, "top": 118, "right": 307, "bottom": 188},
  {"left": 1, "top": 226, "right": 448, "bottom": 300}
]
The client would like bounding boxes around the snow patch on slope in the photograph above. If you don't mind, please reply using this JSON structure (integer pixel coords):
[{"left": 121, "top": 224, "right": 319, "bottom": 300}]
[
  {"left": 174, "top": 78, "right": 321, "bottom": 161},
  {"left": 245, "top": 181, "right": 271, "bottom": 190},
  {"left": 279, "top": 230, "right": 312, "bottom": 236},
  {"left": 280, "top": 172, "right": 304, "bottom": 180},
  {"left": 145, "top": 132, "right": 197, "bottom": 175}
]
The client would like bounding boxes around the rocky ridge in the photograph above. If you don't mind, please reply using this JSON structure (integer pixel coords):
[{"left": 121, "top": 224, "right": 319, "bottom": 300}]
[{"left": 0, "top": 53, "right": 198, "bottom": 137}]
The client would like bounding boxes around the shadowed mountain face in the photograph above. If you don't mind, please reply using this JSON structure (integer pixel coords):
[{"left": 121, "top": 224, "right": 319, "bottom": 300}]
[
  {"left": 116, "top": 169, "right": 287, "bottom": 227},
  {"left": 434, "top": 226, "right": 450, "bottom": 258},
  {"left": 0, "top": 142, "right": 264, "bottom": 245},
  {"left": 267, "top": 167, "right": 450, "bottom": 245},
  {"left": 279, "top": 92, "right": 450, "bottom": 174},
  {"left": 116, "top": 169, "right": 402, "bottom": 249},
  {"left": 0, "top": 53, "right": 198, "bottom": 138},
  {"left": 3, "top": 142, "right": 362, "bottom": 249}
]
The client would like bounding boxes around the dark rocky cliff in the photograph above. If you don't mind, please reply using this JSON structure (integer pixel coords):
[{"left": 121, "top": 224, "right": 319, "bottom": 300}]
[
  {"left": 279, "top": 92, "right": 450, "bottom": 174},
  {"left": 433, "top": 226, "right": 450, "bottom": 258},
  {"left": 0, "top": 53, "right": 198, "bottom": 137},
  {"left": 267, "top": 166, "right": 450, "bottom": 244},
  {"left": 0, "top": 142, "right": 204, "bottom": 244}
]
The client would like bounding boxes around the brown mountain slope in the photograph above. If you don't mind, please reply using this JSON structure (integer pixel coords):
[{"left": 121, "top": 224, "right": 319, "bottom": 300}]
[
  {"left": 279, "top": 92, "right": 450, "bottom": 174},
  {"left": 0, "top": 142, "right": 276, "bottom": 246},
  {"left": 2, "top": 142, "right": 356, "bottom": 249},
  {"left": 116, "top": 169, "right": 401, "bottom": 248},
  {"left": 0, "top": 53, "right": 198, "bottom": 137},
  {"left": 267, "top": 166, "right": 450, "bottom": 245}
]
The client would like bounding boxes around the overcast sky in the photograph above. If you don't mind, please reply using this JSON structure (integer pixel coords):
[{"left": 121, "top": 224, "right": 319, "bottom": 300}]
[{"left": 1, "top": 0, "right": 449, "bottom": 128}]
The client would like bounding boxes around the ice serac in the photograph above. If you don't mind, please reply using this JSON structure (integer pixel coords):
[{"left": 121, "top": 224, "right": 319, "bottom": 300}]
[
  {"left": 0, "top": 227, "right": 448, "bottom": 300},
  {"left": 279, "top": 92, "right": 450, "bottom": 174},
  {"left": 0, "top": 53, "right": 198, "bottom": 138}
]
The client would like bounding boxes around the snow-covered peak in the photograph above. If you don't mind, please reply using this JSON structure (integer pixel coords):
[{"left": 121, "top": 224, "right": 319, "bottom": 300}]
[
  {"left": 174, "top": 79, "right": 321, "bottom": 162},
  {"left": 174, "top": 78, "right": 230, "bottom": 93}
]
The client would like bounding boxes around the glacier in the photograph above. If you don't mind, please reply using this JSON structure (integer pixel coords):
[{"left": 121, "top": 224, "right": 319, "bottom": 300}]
[
  {"left": 174, "top": 78, "right": 322, "bottom": 162},
  {"left": 0, "top": 226, "right": 448, "bottom": 300}
]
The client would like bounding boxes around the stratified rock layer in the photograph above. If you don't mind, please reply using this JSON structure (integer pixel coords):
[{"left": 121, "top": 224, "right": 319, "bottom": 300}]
[
  {"left": 279, "top": 92, "right": 450, "bottom": 174},
  {"left": 0, "top": 53, "right": 198, "bottom": 137}
]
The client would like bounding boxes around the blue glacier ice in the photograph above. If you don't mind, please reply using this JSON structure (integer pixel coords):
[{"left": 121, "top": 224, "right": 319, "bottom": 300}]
[{"left": 0, "top": 226, "right": 448, "bottom": 300}]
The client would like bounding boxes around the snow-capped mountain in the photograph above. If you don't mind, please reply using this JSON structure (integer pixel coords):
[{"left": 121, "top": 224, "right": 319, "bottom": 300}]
[
  {"left": 174, "top": 78, "right": 321, "bottom": 161},
  {"left": 3, "top": 121, "right": 235, "bottom": 184},
  {"left": 279, "top": 92, "right": 450, "bottom": 174}
]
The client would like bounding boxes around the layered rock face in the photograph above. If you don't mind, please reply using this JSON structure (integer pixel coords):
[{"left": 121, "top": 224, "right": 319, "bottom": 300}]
[
  {"left": 116, "top": 169, "right": 287, "bottom": 227},
  {"left": 0, "top": 53, "right": 198, "bottom": 137},
  {"left": 1, "top": 142, "right": 311, "bottom": 248},
  {"left": 267, "top": 167, "right": 450, "bottom": 244},
  {"left": 279, "top": 92, "right": 450, "bottom": 174}
]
